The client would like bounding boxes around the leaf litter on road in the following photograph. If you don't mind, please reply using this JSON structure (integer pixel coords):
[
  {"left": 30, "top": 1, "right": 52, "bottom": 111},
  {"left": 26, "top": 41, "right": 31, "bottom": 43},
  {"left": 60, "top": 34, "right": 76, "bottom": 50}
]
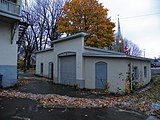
[{"left": 0, "top": 75, "right": 159, "bottom": 117}]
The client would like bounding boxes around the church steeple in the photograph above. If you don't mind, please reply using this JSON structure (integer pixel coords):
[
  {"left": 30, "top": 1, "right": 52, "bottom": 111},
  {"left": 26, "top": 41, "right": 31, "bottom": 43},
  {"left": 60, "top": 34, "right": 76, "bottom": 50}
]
[
  {"left": 115, "top": 15, "right": 124, "bottom": 52},
  {"left": 117, "top": 15, "right": 122, "bottom": 38}
]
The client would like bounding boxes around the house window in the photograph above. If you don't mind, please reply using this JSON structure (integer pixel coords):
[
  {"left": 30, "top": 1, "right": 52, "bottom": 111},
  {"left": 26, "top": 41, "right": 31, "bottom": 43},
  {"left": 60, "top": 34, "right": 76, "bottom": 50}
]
[
  {"left": 40, "top": 63, "right": 43, "bottom": 74},
  {"left": 144, "top": 66, "right": 147, "bottom": 77},
  {"left": 133, "top": 66, "right": 138, "bottom": 80}
]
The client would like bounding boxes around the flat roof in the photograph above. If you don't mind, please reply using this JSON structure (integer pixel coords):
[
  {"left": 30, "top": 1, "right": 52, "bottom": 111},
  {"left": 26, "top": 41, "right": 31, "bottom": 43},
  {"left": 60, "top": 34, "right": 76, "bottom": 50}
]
[
  {"left": 83, "top": 52, "right": 151, "bottom": 61},
  {"left": 84, "top": 46, "right": 125, "bottom": 55}
]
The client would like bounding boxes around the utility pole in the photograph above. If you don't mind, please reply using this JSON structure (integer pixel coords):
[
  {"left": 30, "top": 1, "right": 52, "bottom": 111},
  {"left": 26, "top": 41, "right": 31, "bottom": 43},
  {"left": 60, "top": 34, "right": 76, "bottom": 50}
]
[{"left": 143, "top": 49, "right": 145, "bottom": 57}]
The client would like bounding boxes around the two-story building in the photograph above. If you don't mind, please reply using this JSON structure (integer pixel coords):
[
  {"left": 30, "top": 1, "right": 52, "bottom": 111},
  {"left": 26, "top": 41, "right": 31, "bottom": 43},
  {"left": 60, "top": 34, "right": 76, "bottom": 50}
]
[{"left": 0, "top": 0, "right": 21, "bottom": 87}]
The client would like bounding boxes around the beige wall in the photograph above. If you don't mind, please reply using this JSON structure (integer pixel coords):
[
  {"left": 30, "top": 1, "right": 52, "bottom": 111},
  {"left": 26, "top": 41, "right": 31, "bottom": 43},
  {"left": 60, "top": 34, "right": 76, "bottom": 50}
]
[
  {"left": 35, "top": 50, "right": 54, "bottom": 77},
  {"left": 0, "top": 22, "right": 18, "bottom": 66},
  {"left": 84, "top": 57, "right": 151, "bottom": 93}
]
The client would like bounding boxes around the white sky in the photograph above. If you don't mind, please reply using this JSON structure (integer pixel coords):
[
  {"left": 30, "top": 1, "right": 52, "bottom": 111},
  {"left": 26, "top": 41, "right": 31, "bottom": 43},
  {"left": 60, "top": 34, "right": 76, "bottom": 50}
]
[{"left": 99, "top": 0, "right": 160, "bottom": 58}]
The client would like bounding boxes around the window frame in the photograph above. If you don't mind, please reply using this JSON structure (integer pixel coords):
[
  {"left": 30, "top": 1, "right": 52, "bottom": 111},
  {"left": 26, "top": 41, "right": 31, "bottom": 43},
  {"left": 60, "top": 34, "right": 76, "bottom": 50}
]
[
  {"left": 144, "top": 66, "right": 147, "bottom": 78},
  {"left": 133, "top": 66, "right": 139, "bottom": 80}
]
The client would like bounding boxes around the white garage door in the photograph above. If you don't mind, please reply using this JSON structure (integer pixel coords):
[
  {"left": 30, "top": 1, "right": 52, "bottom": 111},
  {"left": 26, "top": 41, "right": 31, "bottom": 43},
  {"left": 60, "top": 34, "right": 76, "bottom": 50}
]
[{"left": 60, "top": 55, "right": 76, "bottom": 85}]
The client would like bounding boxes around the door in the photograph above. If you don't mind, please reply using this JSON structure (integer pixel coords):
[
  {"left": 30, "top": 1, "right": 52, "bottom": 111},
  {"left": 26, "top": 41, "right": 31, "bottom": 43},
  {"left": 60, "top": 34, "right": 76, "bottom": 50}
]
[
  {"left": 95, "top": 62, "right": 107, "bottom": 89},
  {"left": 48, "top": 62, "right": 54, "bottom": 79},
  {"left": 59, "top": 56, "right": 76, "bottom": 85}
]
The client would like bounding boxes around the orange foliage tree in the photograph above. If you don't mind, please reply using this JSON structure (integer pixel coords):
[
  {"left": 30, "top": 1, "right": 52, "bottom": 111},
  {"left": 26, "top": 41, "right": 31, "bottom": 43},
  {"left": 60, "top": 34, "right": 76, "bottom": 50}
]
[{"left": 57, "top": 0, "right": 115, "bottom": 48}]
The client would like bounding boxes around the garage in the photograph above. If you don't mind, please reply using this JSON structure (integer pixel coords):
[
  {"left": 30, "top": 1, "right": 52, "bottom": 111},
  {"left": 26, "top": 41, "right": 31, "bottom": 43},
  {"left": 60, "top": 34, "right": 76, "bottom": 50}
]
[
  {"left": 35, "top": 32, "right": 151, "bottom": 93},
  {"left": 59, "top": 55, "right": 76, "bottom": 85}
]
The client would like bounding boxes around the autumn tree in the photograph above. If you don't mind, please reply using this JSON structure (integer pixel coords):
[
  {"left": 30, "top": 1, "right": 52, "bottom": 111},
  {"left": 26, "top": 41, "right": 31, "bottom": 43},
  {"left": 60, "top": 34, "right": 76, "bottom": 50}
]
[{"left": 57, "top": 0, "right": 115, "bottom": 48}]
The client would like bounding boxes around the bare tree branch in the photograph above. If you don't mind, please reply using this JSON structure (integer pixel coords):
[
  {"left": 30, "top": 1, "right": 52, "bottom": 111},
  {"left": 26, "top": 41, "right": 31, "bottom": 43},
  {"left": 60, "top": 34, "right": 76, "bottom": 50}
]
[{"left": 123, "top": 38, "right": 142, "bottom": 57}]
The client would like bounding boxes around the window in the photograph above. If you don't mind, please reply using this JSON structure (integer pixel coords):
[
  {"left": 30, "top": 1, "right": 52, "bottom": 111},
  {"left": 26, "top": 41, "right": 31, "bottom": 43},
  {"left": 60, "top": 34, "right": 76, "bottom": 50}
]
[
  {"left": 144, "top": 66, "right": 147, "bottom": 77},
  {"left": 133, "top": 66, "right": 138, "bottom": 80},
  {"left": 40, "top": 63, "right": 43, "bottom": 74},
  {"left": 48, "top": 62, "right": 54, "bottom": 79}
]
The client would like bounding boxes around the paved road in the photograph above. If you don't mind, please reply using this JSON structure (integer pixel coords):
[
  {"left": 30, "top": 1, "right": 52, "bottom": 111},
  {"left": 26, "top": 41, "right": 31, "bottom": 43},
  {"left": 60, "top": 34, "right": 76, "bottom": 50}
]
[
  {"left": 0, "top": 96, "right": 148, "bottom": 120},
  {"left": 0, "top": 72, "right": 159, "bottom": 120}
]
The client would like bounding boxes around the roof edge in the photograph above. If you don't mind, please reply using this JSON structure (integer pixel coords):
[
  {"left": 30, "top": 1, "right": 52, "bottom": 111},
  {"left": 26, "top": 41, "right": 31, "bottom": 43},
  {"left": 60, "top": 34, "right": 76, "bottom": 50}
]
[
  {"left": 52, "top": 32, "right": 87, "bottom": 44},
  {"left": 84, "top": 46, "right": 126, "bottom": 55},
  {"left": 34, "top": 48, "right": 54, "bottom": 54},
  {"left": 83, "top": 52, "right": 151, "bottom": 61}
]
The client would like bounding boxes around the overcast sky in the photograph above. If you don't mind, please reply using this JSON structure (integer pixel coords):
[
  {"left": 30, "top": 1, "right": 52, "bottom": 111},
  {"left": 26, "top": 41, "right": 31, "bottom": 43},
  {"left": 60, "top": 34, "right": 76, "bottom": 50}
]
[{"left": 99, "top": 0, "right": 160, "bottom": 58}]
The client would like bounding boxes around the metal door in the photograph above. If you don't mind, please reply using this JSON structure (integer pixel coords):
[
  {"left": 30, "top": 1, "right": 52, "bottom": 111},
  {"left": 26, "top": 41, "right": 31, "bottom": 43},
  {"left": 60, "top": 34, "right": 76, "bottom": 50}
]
[
  {"left": 60, "top": 56, "right": 76, "bottom": 85},
  {"left": 95, "top": 62, "right": 107, "bottom": 88}
]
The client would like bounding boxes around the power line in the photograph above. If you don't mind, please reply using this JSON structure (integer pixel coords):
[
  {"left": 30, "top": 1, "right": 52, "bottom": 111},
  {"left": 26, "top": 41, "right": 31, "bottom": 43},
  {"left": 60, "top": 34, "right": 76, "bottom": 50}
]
[
  {"left": 120, "top": 12, "right": 160, "bottom": 19},
  {"left": 111, "top": 12, "right": 160, "bottom": 21}
]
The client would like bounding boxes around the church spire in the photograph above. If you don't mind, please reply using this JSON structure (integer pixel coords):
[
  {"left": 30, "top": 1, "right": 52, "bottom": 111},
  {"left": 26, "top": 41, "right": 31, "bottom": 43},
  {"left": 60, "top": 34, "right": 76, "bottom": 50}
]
[
  {"left": 117, "top": 15, "right": 122, "bottom": 38},
  {"left": 115, "top": 15, "right": 124, "bottom": 52}
]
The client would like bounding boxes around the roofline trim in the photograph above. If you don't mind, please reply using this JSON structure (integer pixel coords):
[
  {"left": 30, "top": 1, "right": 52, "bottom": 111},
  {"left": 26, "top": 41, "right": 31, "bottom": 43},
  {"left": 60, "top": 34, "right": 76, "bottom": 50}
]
[
  {"left": 83, "top": 53, "right": 151, "bottom": 61},
  {"left": 84, "top": 46, "right": 126, "bottom": 55},
  {"left": 52, "top": 32, "right": 87, "bottom": 44},
  {"left": 34, "top": 48, "right": 54, "bottom": 54}
]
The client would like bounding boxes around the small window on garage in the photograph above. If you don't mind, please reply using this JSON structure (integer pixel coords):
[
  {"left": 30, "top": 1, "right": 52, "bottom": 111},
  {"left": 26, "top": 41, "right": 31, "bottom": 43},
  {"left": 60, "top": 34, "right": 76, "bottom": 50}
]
[
  {"left": 133, "top": 66, "right": 138, "bottom": 80},
  {"left": 40, "top": 63, "right": 43, "bottom": 74},
  {"left": 48, "top": 62, "right": 54, "bottom": 79},
  {"left": 144, "top": 66, "right": 147, "bottom": 77}
]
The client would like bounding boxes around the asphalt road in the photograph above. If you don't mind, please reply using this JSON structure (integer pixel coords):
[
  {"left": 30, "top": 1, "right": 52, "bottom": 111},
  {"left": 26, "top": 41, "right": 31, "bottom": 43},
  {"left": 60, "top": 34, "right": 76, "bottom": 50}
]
[
  {"left": 0, "top": 72, "right": 159, "bottom": 120},
  {"left": 0, "top": 96, "right": 148, "bottom": 120}
]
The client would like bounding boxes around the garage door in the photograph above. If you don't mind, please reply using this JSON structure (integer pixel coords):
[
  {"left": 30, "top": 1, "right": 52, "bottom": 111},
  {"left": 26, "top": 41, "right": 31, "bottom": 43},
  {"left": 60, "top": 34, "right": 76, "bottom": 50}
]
[
  {"left": 60, "top": 56, "right": 76, "bottom": 85},
  {"left": 95, "top": 62, "right": 107, "bottom": 89}
]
